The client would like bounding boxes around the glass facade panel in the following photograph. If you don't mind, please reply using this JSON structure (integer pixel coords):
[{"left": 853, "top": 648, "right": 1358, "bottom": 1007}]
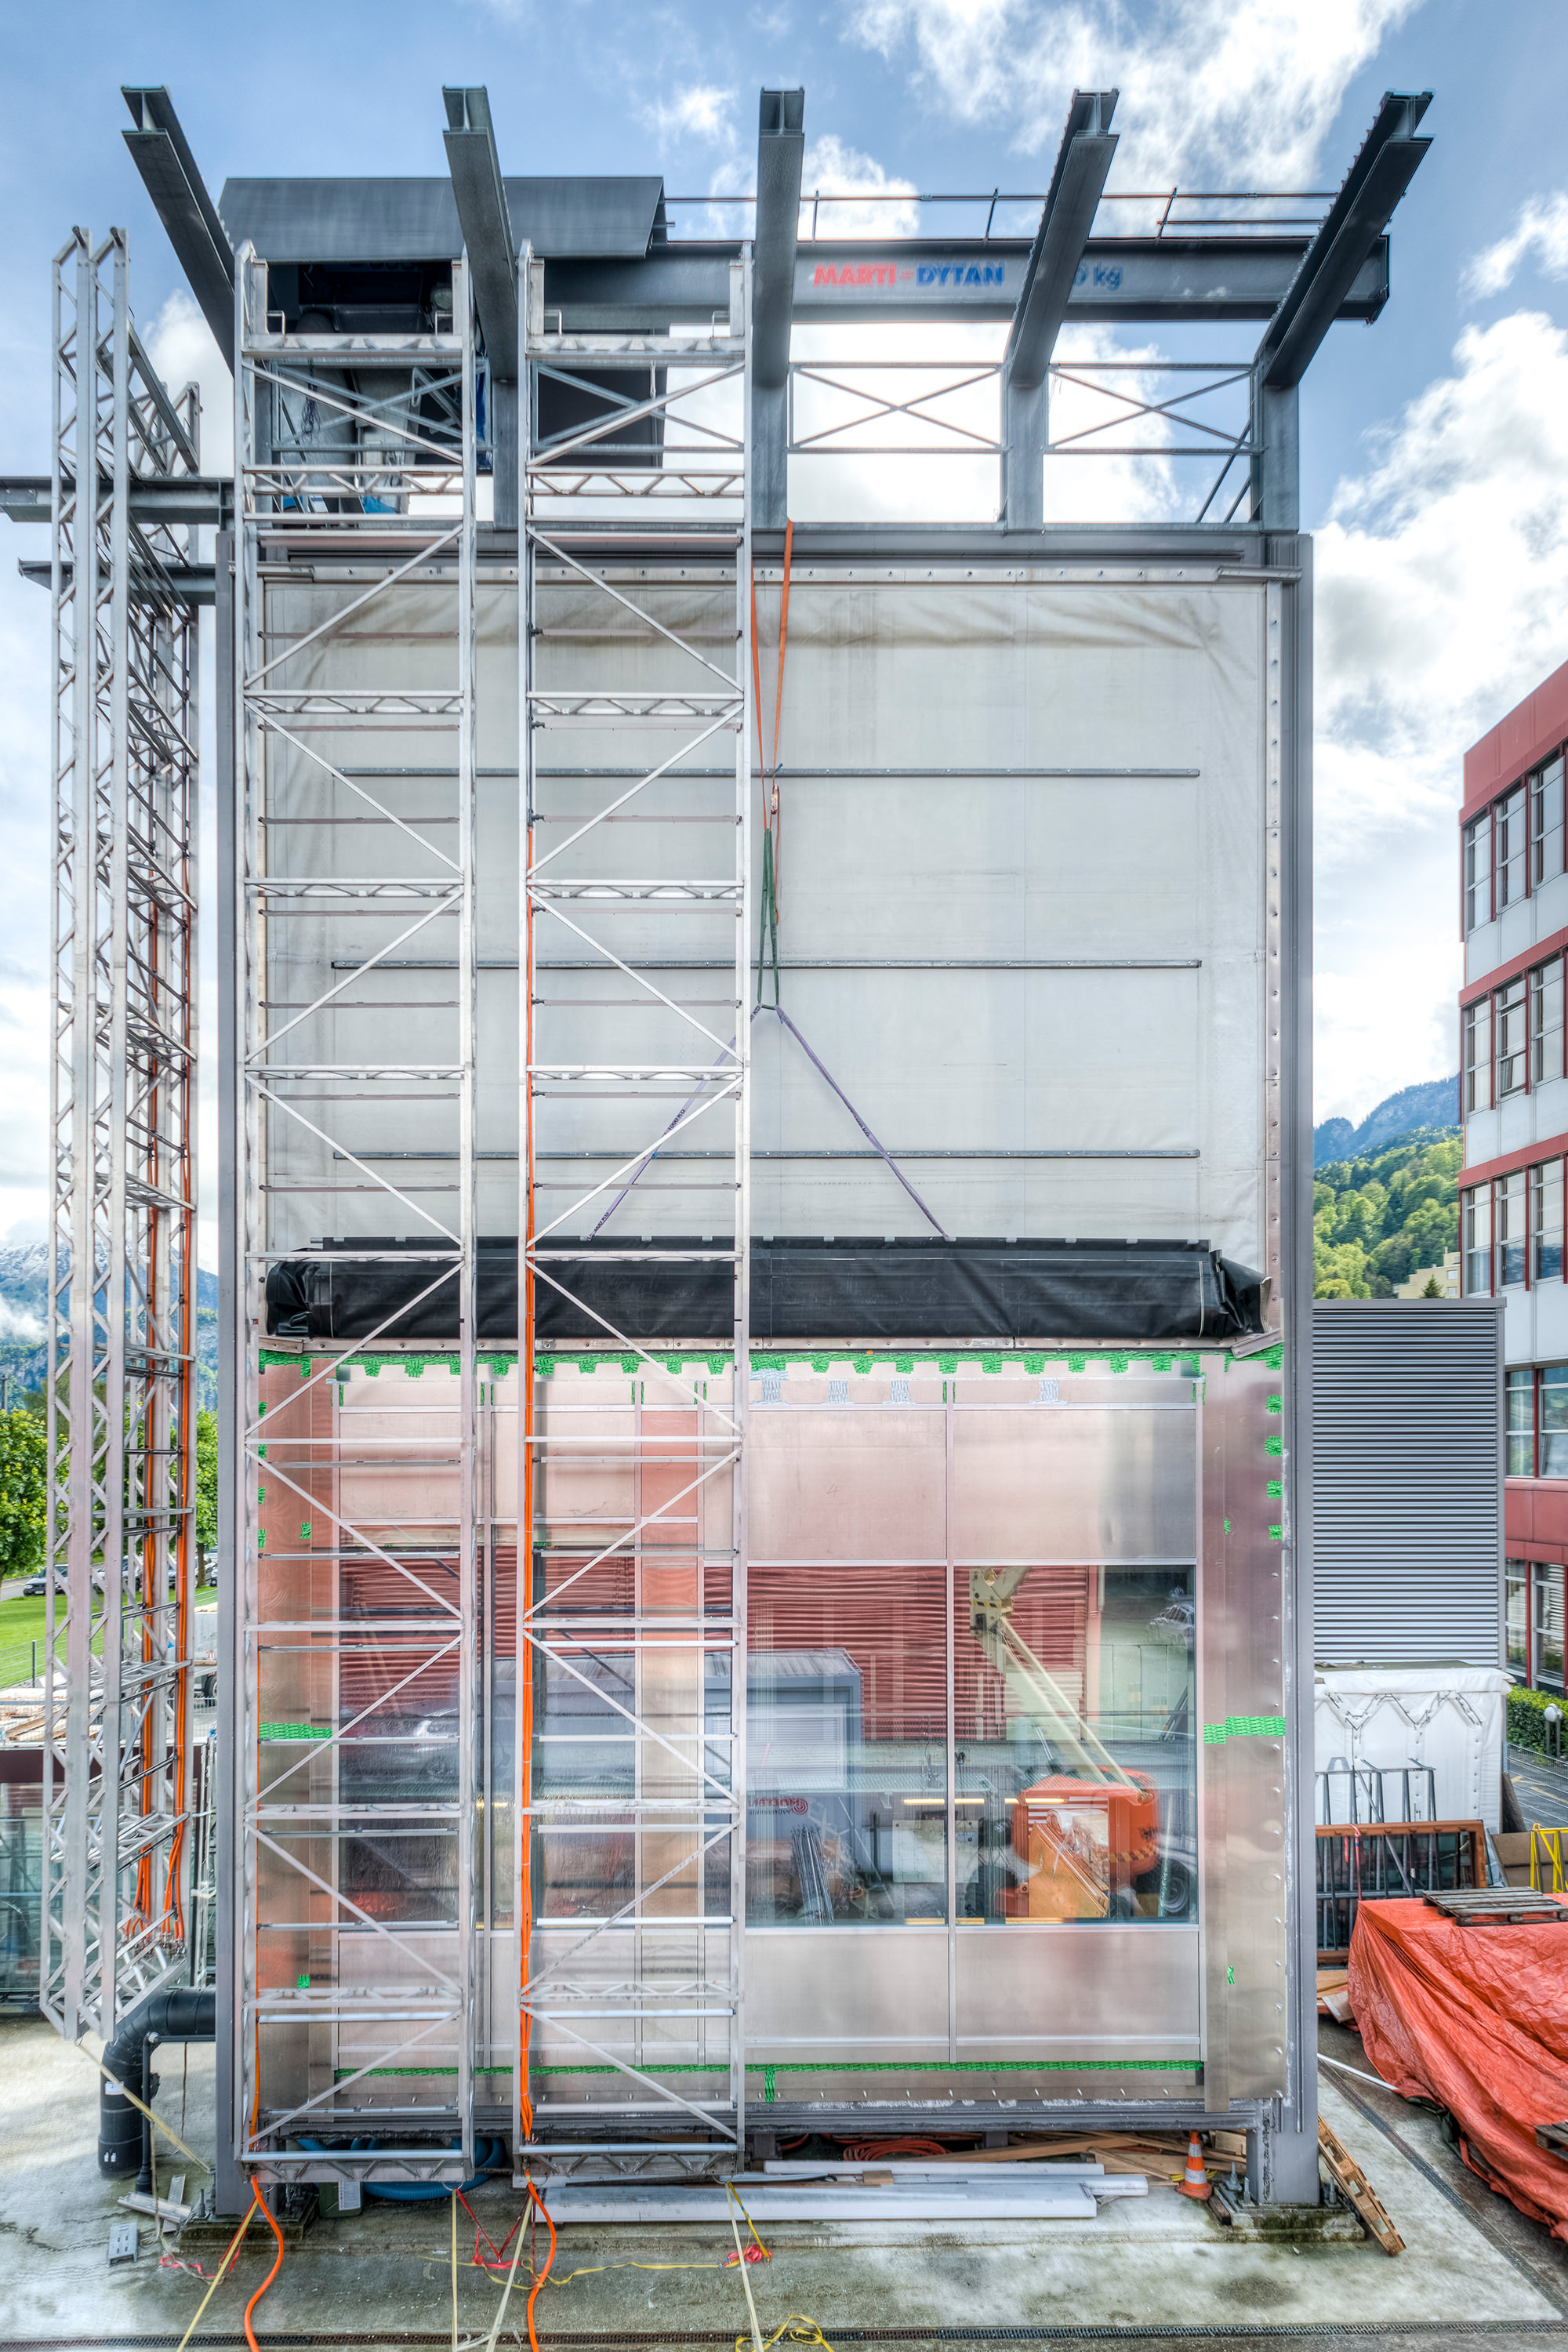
[
  {"left": 1498, "top": 786, "right": 1528, "bottom": 907},
  {"left": 1542, "top": 1367, "right": 1568, "bottom": 1478},
  {"left": 1536, "top": 1161, "right": 1564, "bottom": 1283},
  {"left": 953, "top": 1563, "right": 1196, "bottom": 1925},
  {"left": 1535, "top": 958, "right": 1565, "bottom": 1086},
  {"left": 1536, "top": 1561, "right": 1566, "bottom": 1691},
  {"left": 1465, "top": 811, "right": 1492, "bottom": 933},
  {"left": 1536, "top": 756, "right": 1565, "bottom": 886},
  {"left": 1465, "top": 997, "right": 1493, "bottom": 1113},
  {"left": 1498, "top": 977, "right": 1529, "bottom": 1096},
  {"left": 1508, "top": 1561, "right": 1530, "bottom": 1680},
  {"left": 1464, "top": 1185, "right": 1491, "bottom": 1295},
  {"left": 1508, "top": 1367, "right": 1537, "bottom": 1475},
  {"left": 747, "top": 1561, "right": 948, "bottom": 1925},
  {"left": 1498, "top": 1171, "right": 1528, "bottom": 1288}
]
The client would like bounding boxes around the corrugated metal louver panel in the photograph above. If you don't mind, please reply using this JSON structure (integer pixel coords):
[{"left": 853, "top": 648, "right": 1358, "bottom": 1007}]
[{"left": 1311, "top": 1301, "right": 1504, "bottom": 1669}]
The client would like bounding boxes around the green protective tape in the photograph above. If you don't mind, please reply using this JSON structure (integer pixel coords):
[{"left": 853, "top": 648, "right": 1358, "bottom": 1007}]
[
  {"left": 1206, "top": 1715, "right": 1287, "bottom": 1744},
  {"left": 1265, "top": 1393, "right": 1283, "bottom": 1414},
  {"left": 895, "top": 1355, "right": 915, "bottom": 1374},
  {"left": 1226, "top": 1966, "right": 1236, "bottom": 1987},
  {"left": 1269, "top": 1523, "right": 1284, "bottom": 1541},
  {"left": 1265, "top": 1434, "right": 1283, "bottom": 1458},
  {"left": 260, "top": 1723, "right": 318, "bottom": 1740},
  {"left": 1261, "top": 1345, "right": 1283, "bottom": 1370},
  {"left": 259, "top": 1343, "right": 1225, "bottom": 1383},
  {"left": 1107, "top": 1352, "right": 1130, "bottom": 1374},
  {"left": 1266, "top": 1479, "right": 1282, "bottom": 1500},
  {"left": 342, "top": 2057, "right": 1202, "bottom": 2082}
]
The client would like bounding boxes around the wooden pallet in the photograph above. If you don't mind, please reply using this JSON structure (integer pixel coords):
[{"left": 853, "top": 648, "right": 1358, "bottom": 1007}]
[
  {"left": 1423, "top": 1889, "right": 1568, "bottom": 1926},
  {"left": 1318, "top": 2118, "right": 1404, "bottom": 2256},
  {"left": 1535, "top": 2118, "right": 1568, "bottom": 2162}
]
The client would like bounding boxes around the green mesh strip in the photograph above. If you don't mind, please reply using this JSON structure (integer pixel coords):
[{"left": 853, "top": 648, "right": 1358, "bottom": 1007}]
[
  {"left": 260, "top": 1723, "right": 318, "bottom": 1740},
  {"left": 336, "top": 2058, "right": 1200, "bottom": 2081},
  {"left": 1205, "top": 1715, "right": 1287, "bottom": 1744},
  {"left": 1265, "top": 1434, "right": 1283, "bottom": 1457},
  {"left": 1265, "top": 1394, "right": 1283, "bottom": 1414}
]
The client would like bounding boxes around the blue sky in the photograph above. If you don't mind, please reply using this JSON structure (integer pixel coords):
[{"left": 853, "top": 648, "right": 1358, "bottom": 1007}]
[{"left": 4, "top": 0, "right": 1568, "bottom": 1248}]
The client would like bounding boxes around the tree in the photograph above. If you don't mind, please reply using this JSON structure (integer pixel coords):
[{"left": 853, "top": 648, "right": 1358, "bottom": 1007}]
[
  {"left": 1421, "top": 1275, "right": 1443, "bottom": 1298},
  {"left": 194, "top": 1409, "right": 217, "bottom": 1584},
  {"left": 0, "top": 1408, "right": 48, "bottom": 1578}
]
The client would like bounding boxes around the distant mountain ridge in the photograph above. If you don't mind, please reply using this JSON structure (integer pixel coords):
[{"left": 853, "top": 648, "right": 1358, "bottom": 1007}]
[
  {"left": 0, "top": 1245, "right": 216, "bottom": 1409},
  {"left": 1313, "top": 1076, "right": 1459, "bottom": 1171}
]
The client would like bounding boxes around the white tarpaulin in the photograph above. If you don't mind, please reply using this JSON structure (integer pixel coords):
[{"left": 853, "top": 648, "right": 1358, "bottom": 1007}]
[{"left": 1315, "top": 1665, "right": 1511, "bottom": 1835}]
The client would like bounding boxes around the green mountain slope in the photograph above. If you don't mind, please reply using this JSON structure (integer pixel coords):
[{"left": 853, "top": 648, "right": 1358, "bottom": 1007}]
[{"left": 1313, "top": 1127, "right": 1462, "bottom": 1299}]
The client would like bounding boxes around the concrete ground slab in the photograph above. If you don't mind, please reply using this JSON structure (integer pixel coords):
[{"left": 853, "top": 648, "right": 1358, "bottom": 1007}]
[{"left": 2, "top": 2011, "right": 1568, "bottom": 2346}]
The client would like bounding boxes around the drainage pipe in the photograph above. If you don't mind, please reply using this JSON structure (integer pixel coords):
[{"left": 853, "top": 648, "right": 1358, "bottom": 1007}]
[{"left": 97, "top": 1987, "right": 216, "bottom": 2187}]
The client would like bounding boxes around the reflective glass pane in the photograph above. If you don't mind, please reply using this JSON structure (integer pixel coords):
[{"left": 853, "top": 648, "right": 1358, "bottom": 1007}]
[
  {"left": 1499, "top": 1172, "right": 1527, "bottom": 1288},
  {"left": 952, "top": 1562, "right": 1196, "bottom": 1926},
  {"left": 1508, "top": 1369, "right": 1536, "bottom": 1476},
  {"left": 1537, "top": 1563, "right": 1565, "bottom": 1690},
  {"left": 1508, "top": 1562, "right": 1530, "bottom": 1678},
  {"left": 1535, "top": 1162, "right": 1563, "bottom": 1283},
  {"left": 747, "top": 1561, "right": 947, "bottom": 1925}
]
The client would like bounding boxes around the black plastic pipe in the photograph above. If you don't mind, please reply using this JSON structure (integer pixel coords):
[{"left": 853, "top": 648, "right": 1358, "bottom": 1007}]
[{"left": 97, "top": 1987, "right": 216, "bottom": 2184}]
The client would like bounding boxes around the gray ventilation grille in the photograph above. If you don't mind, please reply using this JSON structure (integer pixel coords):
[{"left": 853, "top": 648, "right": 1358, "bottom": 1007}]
[{"left": 1311, "top": 1301, "right": 1504, "bottom": 1669}]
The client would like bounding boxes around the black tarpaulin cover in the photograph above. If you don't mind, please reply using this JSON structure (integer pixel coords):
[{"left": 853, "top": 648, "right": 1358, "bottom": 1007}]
[{"left": 265, "top": 1236, "right": 1265, "bottom": 1345}]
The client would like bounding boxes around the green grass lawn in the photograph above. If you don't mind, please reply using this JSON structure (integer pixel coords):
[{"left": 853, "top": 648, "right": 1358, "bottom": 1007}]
[{"left": 0, "top": 1587, "right": 102, "bottom": 1679}]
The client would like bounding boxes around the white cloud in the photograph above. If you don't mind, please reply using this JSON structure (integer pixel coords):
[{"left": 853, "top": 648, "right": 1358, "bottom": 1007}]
[
  {"left": 0, "top": 1298, "right": 45, "bottom": 1345},
  {"left": 1465, "top": 191, "right": 1568, "bottom": 301},
  {"left": 647, "top": 84, "right": 739, "bottom": 149},
  {"left": 800, "top": 133, "right": 919, "bottom": 238},
  {"left": 848, "top": 0, "right": 1421, "bottom": 184},
  {"left": 146, "top": 289, "right": 232, "bottom": 477},
  {"left": 1312, "top": 308, "right": 1568, "bottom": 1120}
]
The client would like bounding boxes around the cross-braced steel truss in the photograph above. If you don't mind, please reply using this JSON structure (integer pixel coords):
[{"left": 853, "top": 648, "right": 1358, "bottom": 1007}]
[
  {"left": 232, "top": 245, "right": 483, "bottom": 2180},
  {"left": 517, "top": 253, "right": 753, "bottom": 2161},
  {"left": 45, "top": 228, "right": 201, "bottom": 2039}
]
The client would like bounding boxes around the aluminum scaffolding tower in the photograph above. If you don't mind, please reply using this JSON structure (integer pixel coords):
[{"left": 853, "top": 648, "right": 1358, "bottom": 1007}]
[
  {"left": 517, "top": 253, "right": 753, "bottom": 2162},
  {"left": 45, "top": 228, "right": 201, "bottom": 2038},
  {"left": 230, "top": 245, "right": 483, "bottom": 2182}
]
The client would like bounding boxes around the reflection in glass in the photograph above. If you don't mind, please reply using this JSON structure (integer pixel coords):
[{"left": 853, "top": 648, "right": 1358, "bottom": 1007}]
[
  {"left": 747, "top": 1563, "right": 947, "bottom": 1924},
  {"left": 954, "top": 1565, "right": 1196, "bottom": 1926}
]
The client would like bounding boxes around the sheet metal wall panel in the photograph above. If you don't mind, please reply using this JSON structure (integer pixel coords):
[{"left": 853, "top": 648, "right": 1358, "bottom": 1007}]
[
  {"left": 744, "top": 1926, "right": 949, "bottom": 2053},
  {"left": 950, "top": 1394, "right": 1197, "bottom": 1562},
  {"left": 749, "top": 1403, "right": 946, "bottom": 1559},
  {"left": 951, "top": 1923, "right": 1200, "bottom": 2056},
  {"left": 1312, "top": 1301, "right": 1504, "bottom": 1669}
]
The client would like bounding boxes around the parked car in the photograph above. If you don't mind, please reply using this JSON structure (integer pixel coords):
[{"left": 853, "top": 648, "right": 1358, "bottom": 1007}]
[{"left": 20, "top": 1573, "right": 62, "bottom": 1599}]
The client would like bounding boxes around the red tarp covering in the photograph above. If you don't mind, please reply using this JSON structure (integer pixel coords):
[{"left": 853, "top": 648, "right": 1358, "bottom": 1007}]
[{"left": 1348, "top": 1896, "right": 1568, "bottom": 2238}]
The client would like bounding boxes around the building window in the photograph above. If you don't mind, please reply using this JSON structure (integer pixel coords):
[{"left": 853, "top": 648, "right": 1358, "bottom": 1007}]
[
  {"left": 1535, "top": 957, "right": 1565, "bottom": 1085},
  {"left": 1498, "top": 1171, "right": 1528, "bottom": 1287},
  {"left": 1465, "top": 996, "right": 1493, "bottom": 1113},
  {"left": 1498, "top": 976, "right": 1530, "bottom": 1095},
  {"left": 1537, "top": 1561, "right": 1566, "bottom": 1690},
  {"left": 1508, "top": 1559, "right": 1530, "bottom": 1678},
  {"left": 1534, "top": 1160, "right": 1564, "bottom": 1283},
  {"left": 1542, "top": 1366, "right": 1568, "bottom": 1476},
  {"left": 1465, "top": 810, "right": 1492, "bottom": 934},
  {"left": 1537, "top": 754, "right": 1566, "bottom": 886},
  {"left": 1508, "top": 1367, "right": 1537, "bottom": 1475},
  {"left": 1464, "top": 1185, "right": 1491, "bottom": 1294},
  {"left": 1497, "top": 785, "right": 1529, "bottom": 909}
]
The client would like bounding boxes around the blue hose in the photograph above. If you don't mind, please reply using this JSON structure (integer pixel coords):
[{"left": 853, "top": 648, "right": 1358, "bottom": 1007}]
[{"left": 296, "top": 2134, "right": 503, "bottom": 2200}]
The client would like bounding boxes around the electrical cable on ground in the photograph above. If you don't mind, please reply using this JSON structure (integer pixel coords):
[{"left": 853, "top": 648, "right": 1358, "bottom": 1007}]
[
  {"left": 524, "top": 2179, "right": 555, "bottom": 2352},
  {"left": 242, "top": 2183, "right": 285, "bottom": 2352},
  {"left": 728, "top": 2182, "right": 765, "bottom": 2352},
  {"left": 171, "top": 2198, "right": 254, "bottom": 2352},
  {"left": 451, "top": 2191, "right": 459, "bottom": 2352}
]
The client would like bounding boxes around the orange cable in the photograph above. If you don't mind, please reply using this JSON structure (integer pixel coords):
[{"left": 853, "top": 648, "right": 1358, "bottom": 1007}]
[
  {"left": 525, "top": 2180, "right": 556, "bottom": 2352},
  {"left": 519, "top": 793, "right": 536, "bottom": 2141},
  {"left": 242, "top": 2183, "right": 285, "bottom": 2352}
]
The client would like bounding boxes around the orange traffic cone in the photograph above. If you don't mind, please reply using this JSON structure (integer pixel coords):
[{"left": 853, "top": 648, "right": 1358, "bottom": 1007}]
[{"left": 1175, "top": 2129, "right": 1211, "bottom": 2201}]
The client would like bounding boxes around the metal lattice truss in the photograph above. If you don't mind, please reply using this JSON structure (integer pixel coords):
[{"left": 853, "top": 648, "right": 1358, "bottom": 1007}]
[
  {"left": 789, "top": 358, "right": 1006, "bottom": 459},
  {"left": 1044, "top": 357, "right": 1259, "bottom": 524},
  {"left": 232, "top": 245, "right": 483, "bottom": 2180},
  {"left": 517, "top": 252, "right": 753, "bottom": 2163},
  {"left": 45, "top": 229, "right": 201, "bottom": 2039}
]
